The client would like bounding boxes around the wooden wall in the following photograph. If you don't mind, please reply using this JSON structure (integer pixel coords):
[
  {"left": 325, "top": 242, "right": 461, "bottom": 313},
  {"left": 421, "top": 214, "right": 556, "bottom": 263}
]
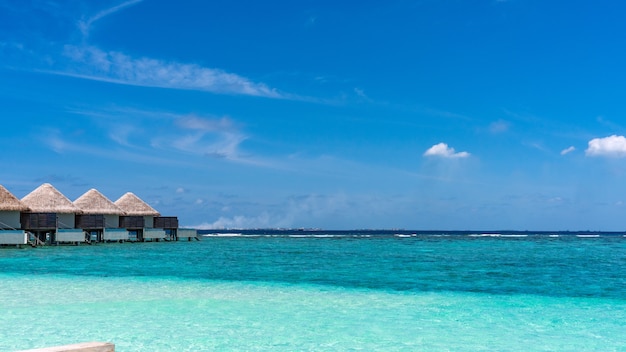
[
  {"left": 119, "top": 216, "right": 144, "bottom": 229},
  {"left": 21, "top": 213, "right": 56, "bottom": 230},
  {"left": 154, "top": 217, "right": 178, "bottom": 229},
  {"left": 75, "top": 214, "right": 105, "bottom": 229}
]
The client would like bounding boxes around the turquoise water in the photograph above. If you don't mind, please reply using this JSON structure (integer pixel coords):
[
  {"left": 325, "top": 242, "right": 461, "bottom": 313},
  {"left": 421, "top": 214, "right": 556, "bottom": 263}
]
[{"left": 1, "top": 233, "right": 625, "bottom": 351}]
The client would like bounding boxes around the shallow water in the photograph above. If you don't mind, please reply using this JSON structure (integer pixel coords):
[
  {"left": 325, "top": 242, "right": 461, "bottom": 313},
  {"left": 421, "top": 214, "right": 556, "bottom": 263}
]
[{"left": 1, "top": 234, "right": 625, "bottom": 351}]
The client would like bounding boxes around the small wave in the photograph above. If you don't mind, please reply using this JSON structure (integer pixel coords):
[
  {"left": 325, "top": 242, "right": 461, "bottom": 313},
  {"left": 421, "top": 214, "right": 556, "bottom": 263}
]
[
  {"left": 287, "top": 234, "right": 351, "bottom": 238},
  {"left": 394, "top": 234, "right": 412, "bottom": 238},
  {"left": 469, "top": 233, "right": 502, "bottom": 237},
  {"left": 202, "top": 233, "right": 244, "bottom": 237},
  {"left": 548, "top": 234, "right": 560, "bottom": 238},
  {"left": 576, "top": 234, "right": 600, "bottom": 238},
  {"left": 500, "top": 234, "right": 528, "bottom": 238}
]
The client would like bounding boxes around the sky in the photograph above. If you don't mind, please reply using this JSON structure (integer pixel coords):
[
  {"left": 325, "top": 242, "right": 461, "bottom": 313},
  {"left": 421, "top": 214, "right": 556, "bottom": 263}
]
[{"left": 2, "top": 0, "right": 626, "bottom": 230}]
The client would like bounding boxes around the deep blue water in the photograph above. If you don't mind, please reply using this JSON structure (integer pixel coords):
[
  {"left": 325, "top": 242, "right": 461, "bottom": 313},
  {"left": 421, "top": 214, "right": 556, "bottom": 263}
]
[{"left": 1, "top": 231, "right": 625, "bottom": 299}]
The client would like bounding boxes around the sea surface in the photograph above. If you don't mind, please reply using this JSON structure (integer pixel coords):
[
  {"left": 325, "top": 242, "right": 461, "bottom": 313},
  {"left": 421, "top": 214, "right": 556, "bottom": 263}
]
[{"left": 1, "top": 231, "right": 625, "bottom": 351}]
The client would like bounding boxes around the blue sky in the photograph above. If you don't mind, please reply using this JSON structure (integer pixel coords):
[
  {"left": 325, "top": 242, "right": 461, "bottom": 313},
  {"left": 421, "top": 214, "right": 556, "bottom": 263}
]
[{"left": 2, "top": 0, "right": 626, "bottom": 230}]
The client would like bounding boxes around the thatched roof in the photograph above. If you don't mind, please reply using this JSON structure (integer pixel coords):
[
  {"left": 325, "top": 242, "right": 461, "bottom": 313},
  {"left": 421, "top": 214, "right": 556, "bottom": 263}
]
[
  {"left": 74, "top": 189, "right": 124, "bottom": 215},
  {"left": 21, "top": 183, "right": 80, "bottom": 214},
  {"left": 0, "top": 185, "right": 29, "bottom": 211},
  {"left": 114, "top": 192, "right": 160, "bottom": 216}
]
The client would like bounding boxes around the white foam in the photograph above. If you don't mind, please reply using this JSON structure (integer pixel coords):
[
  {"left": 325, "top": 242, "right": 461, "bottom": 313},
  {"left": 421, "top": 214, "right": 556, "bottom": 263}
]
[{"left": 202, "top": 233, "right": 244, "bottom": 237}]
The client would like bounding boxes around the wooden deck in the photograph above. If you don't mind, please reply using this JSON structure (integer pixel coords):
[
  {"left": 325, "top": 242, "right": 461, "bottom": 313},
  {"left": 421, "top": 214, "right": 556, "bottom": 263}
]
[{"left": 17, "top": 341, "right": 114, "bottom": 352}]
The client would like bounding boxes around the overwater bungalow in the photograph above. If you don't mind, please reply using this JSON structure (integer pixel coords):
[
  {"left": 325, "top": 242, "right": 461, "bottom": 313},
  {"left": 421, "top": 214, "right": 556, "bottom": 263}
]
[
  {"left": 0, "top": 185, "right": 29, "bottom": 245},
  {"left": 0, "top": 183, "right": 196, "bottom": 247},
  {"left": 20, "top": 183, "right": 84, "bottom": 244},
  {"left": 114, "top": 192, "right": 166, "bottom": 241},
  {"left": 73, "top": 188, "right": 126, "bottom": 243}
]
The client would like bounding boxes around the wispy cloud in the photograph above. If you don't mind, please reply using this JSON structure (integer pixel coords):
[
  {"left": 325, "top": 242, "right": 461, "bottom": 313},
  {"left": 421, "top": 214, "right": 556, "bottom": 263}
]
[
  {"left": 586, "top": 135, "right": 626, "bottom": 157},
  {"left": 44, "top": 127, "right": 182, "bottom": 166},
  {"left": 423, "top": 143, "right": 470, "bottom": 158},
  {"left": 62, "top": 107, "right": 271, "bottom": 166},
  {"left": 176, "top": 116, "right": 237, "bottom": 133},
  {"left": 108, "top": 123, "right": 139, "bottom": 147},
  {"left": 596, "top": 116, "right": 624, "bottom": 131},
  {"left": 523, "top": 141, "right": 547, "bottom": 152},
  {"left": 78, "top": 0, "right": 143, "bottom": 38},
  {"left": 164, "top": 115, "right": 248, "bottom": 161},
  {"left": 560, "top": 146, "right": 575, "bottom": 155},
  {"left": 489, "top": 119, "right": 510, "bottom": 134},
  {"left": 11, "top": 1, "right": 286, "bottom": 99},
  {"left": 354, "top": 88, "right": 367, "bottom": 98},
  {"left": 55, "top": 45, "right": 283, "bottom": 98}
]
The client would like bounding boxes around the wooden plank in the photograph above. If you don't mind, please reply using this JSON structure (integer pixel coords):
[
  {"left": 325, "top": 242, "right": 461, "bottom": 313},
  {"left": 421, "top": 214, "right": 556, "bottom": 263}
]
[{"left": 17, "top": 341, "right": 114, "bottom": 352}]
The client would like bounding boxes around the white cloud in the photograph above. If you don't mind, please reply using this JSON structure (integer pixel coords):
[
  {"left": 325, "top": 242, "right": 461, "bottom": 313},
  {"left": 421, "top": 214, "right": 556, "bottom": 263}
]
[
  {"left": 194, "top": 193, "right": 352, "bottom": 230},
  {"left": 195, "top": 213, "right": 274, "bottom": 230},
  {"left": 423, "top": 143, "right": 470, "bottom": 158},
  {"left": 176, "top": 187, "right": 185, "bottom": 194},
  {"left": 585, "top": 135, "right": 626, "bottom": 157},
  {"left": 560, "top": 146, "right": 575, "bottom": 155},
  {"left": 58, "top": 45, "right": 282, "bottom": 98}
]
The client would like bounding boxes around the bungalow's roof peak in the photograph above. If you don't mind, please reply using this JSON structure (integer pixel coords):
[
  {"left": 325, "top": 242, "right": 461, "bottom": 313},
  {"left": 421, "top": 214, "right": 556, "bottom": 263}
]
[
  {"left": 21, "top": 183, "right": 78, "bottom": 214},
  {"left": 0, "top": 184, "right": 29, "bottom": 211},
  {"left": 74, "top": 188, "right": 124, "bottom": 215},
  {"left": 114, "top": 192, "right": 160, "bottom": 216}
]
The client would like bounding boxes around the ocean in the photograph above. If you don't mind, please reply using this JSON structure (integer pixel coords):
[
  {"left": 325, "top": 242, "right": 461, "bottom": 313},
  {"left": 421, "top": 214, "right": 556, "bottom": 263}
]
[{"left": 1, "top": 231, "right": 625, "bottom": 351}]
